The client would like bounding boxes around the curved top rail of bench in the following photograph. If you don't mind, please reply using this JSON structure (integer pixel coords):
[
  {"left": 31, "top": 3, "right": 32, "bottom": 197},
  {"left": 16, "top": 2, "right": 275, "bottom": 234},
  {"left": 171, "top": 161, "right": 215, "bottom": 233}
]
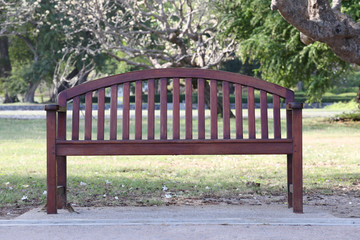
[{"left": 58, "top": 68, "right": 294, "bottom": 103}]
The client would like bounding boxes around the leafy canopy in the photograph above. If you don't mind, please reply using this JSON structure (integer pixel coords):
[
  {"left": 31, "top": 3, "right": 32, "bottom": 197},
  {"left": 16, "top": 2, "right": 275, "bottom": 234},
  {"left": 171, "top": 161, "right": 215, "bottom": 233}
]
[{"left": 218, "top": 0, "right": 358, "bottom": 102}]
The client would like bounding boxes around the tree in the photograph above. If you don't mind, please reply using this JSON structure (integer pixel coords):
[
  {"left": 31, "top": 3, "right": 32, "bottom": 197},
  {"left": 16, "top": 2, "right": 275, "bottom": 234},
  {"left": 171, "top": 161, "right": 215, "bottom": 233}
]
[
  {"left": 271, "top": 0, "right": 360, "bottom": 66},
  {"left": 53, "top": 0, "right": 236, "bottom": 114},
  {"left": 52, "top": 0, "right": 235, "bottom": 69},
  {"left": 219, "top": 0, "right": 354, "bottom": 102},
  {"left": 1, "top": 0, "right": 59, "bottom": 102},
  {"left": 0, "top": 36, "right": 18, "bottom": 102}
]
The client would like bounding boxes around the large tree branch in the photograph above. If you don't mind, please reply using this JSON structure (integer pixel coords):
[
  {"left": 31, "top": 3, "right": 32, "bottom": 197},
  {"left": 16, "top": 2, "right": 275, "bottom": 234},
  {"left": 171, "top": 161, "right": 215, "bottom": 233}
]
[{"left": 271, "top": 0, "right": 360, "bottom": 65}]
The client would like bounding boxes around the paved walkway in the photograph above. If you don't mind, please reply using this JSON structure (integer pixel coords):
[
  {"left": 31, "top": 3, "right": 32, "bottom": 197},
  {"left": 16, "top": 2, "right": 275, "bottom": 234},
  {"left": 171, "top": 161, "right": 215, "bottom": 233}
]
[{"left": 1, "top": 205, "right": 359, "bottom": 239}]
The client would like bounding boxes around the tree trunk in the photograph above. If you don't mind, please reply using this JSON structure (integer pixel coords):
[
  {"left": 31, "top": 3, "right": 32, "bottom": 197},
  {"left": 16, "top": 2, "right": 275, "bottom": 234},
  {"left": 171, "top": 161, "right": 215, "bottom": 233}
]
[
  {"left": 24, "top": 81, "right": 40, "bottom": 103},
  {"left": 271, "top": 0, "right": 360, "bottom": 66},
  {"left": 0, "top": 36, "right": 18, "bottom": 103},
  {"left": 202, "top": 80, "right": 235, "bottom": 118}
]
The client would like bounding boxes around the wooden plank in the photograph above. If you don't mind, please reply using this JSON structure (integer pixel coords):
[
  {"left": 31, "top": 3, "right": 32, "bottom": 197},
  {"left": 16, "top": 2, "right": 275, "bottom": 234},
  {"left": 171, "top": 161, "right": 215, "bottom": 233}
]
[
  {"left": 85, "top": 92, "right": 92, "bottom": 140},
  {"left": 110, "top": 85, "right": 118, "bottom": 140},
  {"left": 63, "top": 68, "right": 290, "bottom": 101},
  {"left": 173, "top": 78, "right": 180, "bottom": 140},
  {"left": 247, "top": 87, "right": 256, "bottom": 139},
  {"left": 273, "top": 95, "right": 281, "bottom": 139},
  {"left": 235, "top": 84, "right": 243, "bottom": 139},
  {"left": 135, "top": 80, "right": 142, "bottom": 140},
  {"left": 198, "top": 78, "right": 205, "bottom": 139},
  {"left": 260, "top": 90, "right": 268, "bottom": 139},
  {"left": 55, "top": 98, "right": 67, "bottom": 209},
  {"left": 222, "top": 81, "right": 230, "bottom": 139},
  {"left": 210, "top": 80, "right": 218, "bottom": 139},
  {"left": 122, "top": 82, "right": 130, "bottom": 140},
  {"left": 292, "top": 108, "right": 303, "bottom": 213},
  {"left": 160, "top": 78, "right": 167, "bottom": 140},
  {"left": 97, "top": 88, "right": 105, "bottom": 140},
  {"left": 72, "top": 96, "right": 80, "bottom": 140},
  {"left": 185, "top": 78, "right": 192, "bottom": 139},
  {"left": 57, "top": 97, "right": 67, "bottom": 140},
  {"left": 46, "top": 109, "right": 57, "bottom": 214},
  {"left": 147, "top": 79, "right": 155, "bottom": 140},
  {"left": 57, "top": 139, "right": 293, "bottom": 156}
]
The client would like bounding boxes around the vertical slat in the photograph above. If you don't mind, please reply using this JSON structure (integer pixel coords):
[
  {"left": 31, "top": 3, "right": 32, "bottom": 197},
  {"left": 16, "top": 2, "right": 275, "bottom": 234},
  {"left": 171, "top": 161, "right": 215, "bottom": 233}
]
[
  {"left": 72, "top": 96, "right": 80, "bottom": 140},
  {"left": 235, "top": 84, "right": 243, "bottom": 139},
  {"left": 85, "top": 92, "right": 92, "bottom": 140},
  {"left": 147, "top": 79, "right": 155, "bottom": 140},
  {"left": 247, "top": 87, "right": 256, "bottom": 139},
  {"left": 173, "top": 78, "right": 180, "bottom": 140},
  {"left": 210, "top": 80, "right": 218, "bottom": 139},
  {"left": 122, "top": 83, "right": 130, "bottom": 140},
  {"left": 110, "top": 85, "right": 118, "bottom": 140},
  {"left": 160, "top": 78, "right": 167, "bottom": 140},
  {"left": 135, "top": 81, "right": 142, "bottom": 140},
  {"left": 260, "top": 90, "right": 268, "bottom": 139},
  {"left": 222, "top": 81, "right": 230, "bottom": 139},
  {"left": 198, "top": 78, "right": 205, "bottom": 139},
  {"left": 185, "top": 78, "right": 192, "bottom": 139},
  {"left": 273, "top": 95, "right": 281, "bottom": 139},
  {"left": 97, "top": 88, "right": 105, "bottom": 140}
]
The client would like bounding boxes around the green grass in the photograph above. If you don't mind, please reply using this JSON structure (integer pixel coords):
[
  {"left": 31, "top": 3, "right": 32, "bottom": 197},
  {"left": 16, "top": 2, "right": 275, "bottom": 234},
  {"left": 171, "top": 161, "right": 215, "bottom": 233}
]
[{"left": 0, "top": 117, "right": 359, "bottom": 209}]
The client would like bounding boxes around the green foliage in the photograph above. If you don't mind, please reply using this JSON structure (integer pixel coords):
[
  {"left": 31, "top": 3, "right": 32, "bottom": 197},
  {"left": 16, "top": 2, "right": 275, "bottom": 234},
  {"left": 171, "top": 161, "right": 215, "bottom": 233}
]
[{"left": 218, "top": 0, "right": 356, "bottom": 103}]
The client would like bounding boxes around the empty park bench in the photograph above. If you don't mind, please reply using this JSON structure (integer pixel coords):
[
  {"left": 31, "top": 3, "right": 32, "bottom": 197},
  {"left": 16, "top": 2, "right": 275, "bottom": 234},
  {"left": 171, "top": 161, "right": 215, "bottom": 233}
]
[{"left": 45, "top": 68, "right": 303, "bottom": 214}]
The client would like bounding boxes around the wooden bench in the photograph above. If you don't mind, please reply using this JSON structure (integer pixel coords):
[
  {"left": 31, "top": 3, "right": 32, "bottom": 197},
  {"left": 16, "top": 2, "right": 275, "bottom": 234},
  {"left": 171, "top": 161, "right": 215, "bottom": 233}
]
[{"left": 45, "top": 68, "right": 303, "bottom": 214}]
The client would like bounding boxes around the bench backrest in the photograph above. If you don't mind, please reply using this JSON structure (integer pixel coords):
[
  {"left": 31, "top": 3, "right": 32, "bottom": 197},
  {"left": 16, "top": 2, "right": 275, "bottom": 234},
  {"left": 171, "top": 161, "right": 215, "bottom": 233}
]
[{"left": 57, "top": 68, "right": 295, "bottom": 142}]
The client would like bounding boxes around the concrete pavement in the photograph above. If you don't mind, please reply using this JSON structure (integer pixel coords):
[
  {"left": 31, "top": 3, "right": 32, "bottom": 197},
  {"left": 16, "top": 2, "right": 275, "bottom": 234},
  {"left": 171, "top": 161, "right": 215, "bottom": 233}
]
[{"left": 0, "top": 205, "right": 359, "bottom": 240}]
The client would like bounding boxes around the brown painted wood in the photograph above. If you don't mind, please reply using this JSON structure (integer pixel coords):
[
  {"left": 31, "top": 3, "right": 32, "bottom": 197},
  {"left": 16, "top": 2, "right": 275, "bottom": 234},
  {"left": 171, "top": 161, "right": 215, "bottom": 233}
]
[
  {"left": 61, "top": 68, "right": 290, "bottom": 101},
  {"left": 56, "top": 157, "right": 66, "bottom": 209},
  {"left": 292, "top": 108, "right": 303, "bottom": 213},
  {"left": 260, "top": 90, "right": 268, "bottom": 139},
  {"left": 223, "top": 81, "right": 230, "bottom": 139},
  {"left": 287, "top": 154, "right": 293, "bottom": 208},
  {"left": 235, "top": 84, "right": 243, "bottom": 139},
  {"left": 160, "top": 78, "right": 167, "bottom": 140},
  {"left": 247, "top": 87, "right": 256, "bottom": 139},
  {"left": 46, "top": 109, "right": 57, "bottom": 214},
  {"left": 110, "top": 85, "right": 118, "bottom": 140},
  {"left": 85, "top": 92, "right": 92, "bottom": 140},
  {"left": 273, "top": 95, "right": 281, "bottom": 139},
  {"left": 147, "top": 79, "right": 155, "bottom": 140},
  {"left": 97, "top": 88, "right": 105, "bottom": 140},
  {"left": 210, "top": 80, "right": 218, "bottom": 139},
  {"left": 72, "top": 96, "right": 80, "bottom": 140},
  {"left": 198, "top": 78, "right": 205, "bottom": 139},
  {"left": 185, "top": 78, "right": 192, "bottom": 139},
  {"left": 48, "top": 69, "right": 302, "bottom": 214},
  {"left": 135, "top": 80, "right": 142, "bottom": 140},
  {"left": 56, "top": 98, "right": 67, "bottom": 209},
  {"left": 286, "top": 93, "right": 294, "bottom": 208},
  {"left": 123, "top": 82, "right": 130, "bottom": 140},
  {"left": 173, "top": 78, "right": 180, "bottom": 140},
  {"left": 57, "top": 139, "right": 293, "bottom": 156}
]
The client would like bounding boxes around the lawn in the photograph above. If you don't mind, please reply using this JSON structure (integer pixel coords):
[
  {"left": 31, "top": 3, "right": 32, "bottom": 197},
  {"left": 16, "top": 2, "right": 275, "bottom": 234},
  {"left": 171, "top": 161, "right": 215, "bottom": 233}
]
[{"left": 0, "top": 115, "right": 359, "bottom": 211}]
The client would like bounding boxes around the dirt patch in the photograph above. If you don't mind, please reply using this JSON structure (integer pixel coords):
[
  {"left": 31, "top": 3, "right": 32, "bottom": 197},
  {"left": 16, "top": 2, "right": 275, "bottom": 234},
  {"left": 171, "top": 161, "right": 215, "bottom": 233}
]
[
  {"left": 2, "top": 193, "right": 359, "bottom": 219},
  {"left": 0, "top": 205, "right": 35, "bottom": 220}
]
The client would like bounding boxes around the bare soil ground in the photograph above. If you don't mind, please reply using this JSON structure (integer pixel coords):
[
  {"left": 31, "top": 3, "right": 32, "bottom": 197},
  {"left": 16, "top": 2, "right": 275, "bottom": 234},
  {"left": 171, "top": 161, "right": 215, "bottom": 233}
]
[{"left": 1, "top": 191, "right": 359, "bottom": 219}]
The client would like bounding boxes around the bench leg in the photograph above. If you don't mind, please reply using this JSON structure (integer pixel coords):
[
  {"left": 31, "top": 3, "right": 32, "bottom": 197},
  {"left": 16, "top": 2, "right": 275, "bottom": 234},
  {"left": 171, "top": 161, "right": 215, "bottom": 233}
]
[
  {"left": 292, "top": 109, "right": 303, "bottom": 213},
  {"left": 46, "top": 110, "right": 57, "bottom": 214},
  {"left": 287, "top": 154, "right": 293, "bottom": 208},
  {"left": 57, "top": 156, "right": 67, "bottom": 209}
]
